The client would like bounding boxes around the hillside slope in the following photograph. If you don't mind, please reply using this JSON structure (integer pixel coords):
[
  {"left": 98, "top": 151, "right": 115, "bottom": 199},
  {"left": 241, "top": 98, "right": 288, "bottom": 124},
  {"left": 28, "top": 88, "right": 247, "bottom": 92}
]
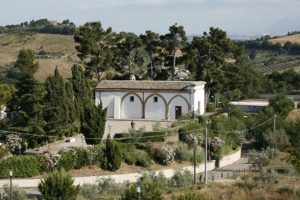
[
  {"left": 269, "top": 34, "right": 300, "bottom": 45},
  {"left": 0, "top": 33, "right": 78, "bottom": 81}
]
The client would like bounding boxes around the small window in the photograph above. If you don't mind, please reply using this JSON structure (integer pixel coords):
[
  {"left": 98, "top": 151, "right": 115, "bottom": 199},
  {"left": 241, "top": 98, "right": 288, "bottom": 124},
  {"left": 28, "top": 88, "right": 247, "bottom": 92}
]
[
  {"left": 130, "top": 96, "right": 134, "bottom": 102},
  {"left": 154, "top": 96, "right": 158, "bottom": 103}
]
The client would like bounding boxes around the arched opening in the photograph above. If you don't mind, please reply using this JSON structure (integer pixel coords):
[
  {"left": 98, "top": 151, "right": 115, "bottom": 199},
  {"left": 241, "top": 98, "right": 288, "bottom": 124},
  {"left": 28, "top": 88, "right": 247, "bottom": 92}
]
[
  {"left": 121, "top": 93, "right": 143, "bottom": 119},
  {"left": 144, "top": 93, "right": 168, "bottom": 119},
  {"left": 167, "top": 95, "right": 190, "bottom": 119}
]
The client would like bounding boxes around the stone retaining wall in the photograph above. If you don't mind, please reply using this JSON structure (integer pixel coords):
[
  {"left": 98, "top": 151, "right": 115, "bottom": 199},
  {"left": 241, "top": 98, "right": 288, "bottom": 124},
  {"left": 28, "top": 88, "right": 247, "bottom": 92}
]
[{"left": 0, "top": 149, "right": 241, "bottom": 188}]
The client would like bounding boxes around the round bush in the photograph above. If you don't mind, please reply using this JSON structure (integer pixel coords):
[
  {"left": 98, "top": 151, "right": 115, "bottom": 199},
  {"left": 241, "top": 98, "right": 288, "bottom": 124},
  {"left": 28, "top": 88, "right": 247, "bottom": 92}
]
[
  {"left": 175, "top": 143, "right": 192, "bottom": 162},
  {"left": 153, "top": 145, "right": 175, "bottom": 165},
  {"left": 135, "top": 152, "right": 152, "bottom": 168}
]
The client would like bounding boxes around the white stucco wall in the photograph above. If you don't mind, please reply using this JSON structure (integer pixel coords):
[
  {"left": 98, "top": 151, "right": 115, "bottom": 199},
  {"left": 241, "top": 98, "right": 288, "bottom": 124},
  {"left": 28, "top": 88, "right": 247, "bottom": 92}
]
[
  {"left": 144, "top": 95, "right": 166, "bottom": 119},
  {"left": 121, "top": 93, "right": 143, "bottom": 119},
  {"left": 193, "top": 86, "right": 205, "bottom": 115},
  {"left": 95, "top": 92, "right": 123, "bottom": 118},
  {"left": 96, "top": 87, "right": 205, "bottom": 120}
]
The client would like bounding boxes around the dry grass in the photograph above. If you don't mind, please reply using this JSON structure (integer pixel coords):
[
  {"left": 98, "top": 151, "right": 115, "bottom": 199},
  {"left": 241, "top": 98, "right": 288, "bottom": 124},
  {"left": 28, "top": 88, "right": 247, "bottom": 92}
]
[
  {"left": 166, "top": 174, "right": 300, "bottom": 200},
  {"left": 0, "top": 32, "right": 78, "bottom": 81},
  {"left": 287, "top": 109, "right": 300, "bottom": 123},
  {"left": 269, "top": 34, "right": 300, "bottom": 45}
]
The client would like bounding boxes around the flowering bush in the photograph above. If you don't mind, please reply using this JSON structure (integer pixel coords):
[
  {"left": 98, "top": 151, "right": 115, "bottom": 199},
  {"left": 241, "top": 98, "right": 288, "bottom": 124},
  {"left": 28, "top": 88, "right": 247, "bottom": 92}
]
[
  {"left": 5, "top": 134, "right": 22, "bottom": 155},
  {"left": 153, "top": 145, "right": 175, "bottom": 165},
  {"left": 185, "top": 133, "right": 203, "bottom": 146},
  {"left": 40, "top": 153, "right": 60, "bottom": 171},
  {"left": 210, "top": 137, "right": 224, "bottom": 152}
]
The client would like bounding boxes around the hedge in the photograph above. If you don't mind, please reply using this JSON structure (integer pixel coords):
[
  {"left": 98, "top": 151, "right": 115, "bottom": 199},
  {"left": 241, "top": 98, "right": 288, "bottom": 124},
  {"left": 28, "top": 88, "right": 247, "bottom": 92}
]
[
  {"left": 114, "top": 131, "right": 166, "bottom": 143},
  {"left": 0, "top": 156, "right": 41, "bottom": 178}
]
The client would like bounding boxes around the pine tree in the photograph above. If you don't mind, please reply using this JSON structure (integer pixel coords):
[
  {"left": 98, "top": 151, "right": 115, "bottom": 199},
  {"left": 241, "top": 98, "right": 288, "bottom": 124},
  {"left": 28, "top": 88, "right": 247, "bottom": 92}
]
[
  {"left": 38, "top": 169, "right": 79, "bottom": 200},
  {"left": 7, "top": 49, "right": 46, "bottom": 147}
]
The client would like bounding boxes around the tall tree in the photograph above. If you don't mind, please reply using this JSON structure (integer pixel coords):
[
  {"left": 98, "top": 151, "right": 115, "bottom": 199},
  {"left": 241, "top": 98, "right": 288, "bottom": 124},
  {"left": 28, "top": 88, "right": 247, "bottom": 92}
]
[
  {"left": 71, "top": 65, "right": 106, "bottom": 144},
  {"left": 160, "top": 23, "right": 187, "bottom": 80},
  {"left": 114, "top": 32, "right": 149, "bottom": 79},
  {"left": 192, "top": 27, "right": 243, "bottom": 98},
  {"left": 74, "top": 22, "right": 114, "bottom": 83},
  {"left": 44, "top": 68, "right": 77, "bottom": 136},
  {"left": 140, "top": 31, "right": 162, "bottom": 79},
  {"left": 7, "top": 49, "right": 46, "bottom": 147}
]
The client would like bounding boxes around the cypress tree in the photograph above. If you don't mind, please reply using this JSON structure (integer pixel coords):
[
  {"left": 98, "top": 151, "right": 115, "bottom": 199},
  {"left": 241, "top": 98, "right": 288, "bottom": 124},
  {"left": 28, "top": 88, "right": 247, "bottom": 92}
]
[
  {"left": 45, "top": 68, "right": 67, "bottom": 134},
  {"left": 71, "top": 65, "right": 106, "bottom": 144},
  {"left": 45, "top": 68, "right": 78, "bottom": 136},
  {"left": 104, "top": 138, "right": 122, "bottom": 171}
]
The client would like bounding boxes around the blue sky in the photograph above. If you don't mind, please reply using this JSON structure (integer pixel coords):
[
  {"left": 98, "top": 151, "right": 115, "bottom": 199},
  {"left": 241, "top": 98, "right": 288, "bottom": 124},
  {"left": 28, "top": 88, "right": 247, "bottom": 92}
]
[{"left": 1, "top": 0, "right": 300, "bottom": 35}]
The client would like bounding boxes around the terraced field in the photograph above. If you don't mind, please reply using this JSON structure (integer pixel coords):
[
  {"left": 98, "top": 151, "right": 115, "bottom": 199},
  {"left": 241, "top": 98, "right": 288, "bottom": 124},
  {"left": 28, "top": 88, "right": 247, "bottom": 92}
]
[{"left": 252, "top": 56, "right": 300, "bottom": 74}]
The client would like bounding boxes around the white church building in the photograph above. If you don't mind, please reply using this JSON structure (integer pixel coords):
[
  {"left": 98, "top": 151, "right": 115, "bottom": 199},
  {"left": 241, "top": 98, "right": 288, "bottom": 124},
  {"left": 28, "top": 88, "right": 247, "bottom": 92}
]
[{"left": 95, "top": 80, "right": 206, "bottom": 120}]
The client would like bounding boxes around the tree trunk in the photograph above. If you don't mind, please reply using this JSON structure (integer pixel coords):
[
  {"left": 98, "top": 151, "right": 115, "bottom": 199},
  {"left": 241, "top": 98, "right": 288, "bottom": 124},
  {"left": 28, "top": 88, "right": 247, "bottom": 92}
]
[{"left": 172, "top": 53, "right": 176, "bottom": 81}]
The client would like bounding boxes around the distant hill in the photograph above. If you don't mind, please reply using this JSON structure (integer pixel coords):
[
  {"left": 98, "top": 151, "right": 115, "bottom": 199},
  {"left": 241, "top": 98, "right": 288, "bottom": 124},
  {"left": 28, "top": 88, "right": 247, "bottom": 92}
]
[
  {"left": 269, "top": 34, "right": 300, "bottom": 45},
  {"left": 0, "top": 32, "right": 78, "bottom": 82}
]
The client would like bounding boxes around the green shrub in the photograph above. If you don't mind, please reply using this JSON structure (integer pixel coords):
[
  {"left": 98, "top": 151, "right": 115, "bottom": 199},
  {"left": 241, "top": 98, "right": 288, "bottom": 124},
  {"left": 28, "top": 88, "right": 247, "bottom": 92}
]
[
  {"left": 58, "top": 147, "right": 91, "bottom": 170},
  {"left": 58, "top": 151, "right": 76, "bottom": 171},
  {"left": 138, "top": 172, "right": 168, "bottom": 189},
  {"left": 87, "top": 144, "right": 105, "bottom": 165},
  {"left": 119, "top": 143, "right": 136, "bottom": 165},
  {"left": 38, "top": 169, "right": 80, "bottom": 200},
  {"left": 79, "top": 184, "right": 99, "bottom": 200},
  {"left": 193, "top": 151, "right": 204, "bottom": 164},
  {"left": 2, "top": 184, "right": 28, "bottom": 200},
  {"left": 135, "top": 142, "right": 151, "bottom": 152},
  {"left": 248, "top": 150, "right": 270, "bottom": 170},
  {"left": 135, "top": 152, "right": 152, "bottom": 168},
  {"left": 0, "top": 155, "right": 41, "bottom": 178},
  {"left": 170, "top": 169, "right": 193, "bottom": 188},
  {"left": 0, "top": 144, "right": 10, "bottom": 159},
  {"left": 72, "top": 147, "right": 89, "bottom": 169},
  {"left": 206, "top": 103, "right": 216, "bottom": 112},
  {"left": 103, "top": 139, "right": 122, "bottom": 171},
  {"left": 175, "top": 192, "right": 199, "bottom": 200},
  {"left": 175, "top": 143, "right": 192, "bottom": 162},
  {"left": 123, "top": 151, "right": 136, "bottom": 165},
  {"left": 80, "top": 178, "right": 126, "bottom": 199},
  {"left": 178, "top": 120, "right": 201, "bottom": 142},
  {"left": 263, "top": 129, "right": 290, "bottom": 150},
  {"left": 121, "top": 182, "right": 163, "bottom": 200},
  {"left": 114, "top": 131, "right": 166, "bottom": 143},
  {"left": 255, "top": 169, "right": 278, "bottom": 184},
  {"left": 97, "top": 177, "right": 126, "bottom": 195}
]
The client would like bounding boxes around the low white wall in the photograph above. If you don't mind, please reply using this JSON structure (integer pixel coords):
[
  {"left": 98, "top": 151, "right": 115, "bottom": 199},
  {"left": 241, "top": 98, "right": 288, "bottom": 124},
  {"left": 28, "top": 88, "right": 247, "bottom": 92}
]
[
  {"left": 0, "top": 150, "right": 241, "bottom": 188},
  {"left": 218, "top": 149, "right": 241, "bottom": 168}
]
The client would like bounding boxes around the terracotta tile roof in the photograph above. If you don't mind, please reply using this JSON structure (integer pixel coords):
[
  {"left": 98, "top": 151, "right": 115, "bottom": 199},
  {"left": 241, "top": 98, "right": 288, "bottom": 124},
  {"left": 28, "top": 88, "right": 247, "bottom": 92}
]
[{"left": 95, "top": 80, "right": 206, "bottom": 90}]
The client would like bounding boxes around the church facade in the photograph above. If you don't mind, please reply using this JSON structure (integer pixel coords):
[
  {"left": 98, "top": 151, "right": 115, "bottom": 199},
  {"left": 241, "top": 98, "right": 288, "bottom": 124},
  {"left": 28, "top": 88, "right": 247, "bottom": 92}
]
[{"left": 95, "top": 80, "right": 206, "bottom": 120}]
